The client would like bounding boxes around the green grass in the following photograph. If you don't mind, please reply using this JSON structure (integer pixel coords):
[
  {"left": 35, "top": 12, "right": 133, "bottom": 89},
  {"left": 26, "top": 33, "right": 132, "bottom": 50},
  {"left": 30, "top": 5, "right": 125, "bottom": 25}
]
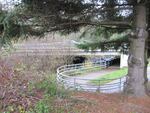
[
  {"left": 27, "top": 74, "right": 70, "bottom": 113},
  {"left": 90, "top": 68, "right": 128, "bottom": 85}
]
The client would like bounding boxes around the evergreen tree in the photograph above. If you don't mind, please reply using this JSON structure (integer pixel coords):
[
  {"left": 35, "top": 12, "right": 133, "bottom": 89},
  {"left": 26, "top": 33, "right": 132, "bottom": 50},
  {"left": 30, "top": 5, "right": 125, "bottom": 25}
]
[
  {"left": 0, "top": 4, "right": 45, "bottom": 47},
  {"left": 1, "top": 0, "right": 149, "bottom": 96}
]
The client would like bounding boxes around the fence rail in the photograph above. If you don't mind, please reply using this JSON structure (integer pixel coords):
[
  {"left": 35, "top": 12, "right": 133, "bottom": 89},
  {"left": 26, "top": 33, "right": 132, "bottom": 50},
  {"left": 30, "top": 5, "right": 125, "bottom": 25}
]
[
  {"left": 57, "top": 61, "right": 127, "bottom": 93},
  {"left": 7, "top": 46, "right": 120, "bottom": 56}
]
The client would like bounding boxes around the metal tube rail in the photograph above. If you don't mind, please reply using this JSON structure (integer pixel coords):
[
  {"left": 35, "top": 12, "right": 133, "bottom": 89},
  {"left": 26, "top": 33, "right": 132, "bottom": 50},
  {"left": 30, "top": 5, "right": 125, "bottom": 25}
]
[{"left": 57, "top": 60, "right": 126, "bottom": 93}]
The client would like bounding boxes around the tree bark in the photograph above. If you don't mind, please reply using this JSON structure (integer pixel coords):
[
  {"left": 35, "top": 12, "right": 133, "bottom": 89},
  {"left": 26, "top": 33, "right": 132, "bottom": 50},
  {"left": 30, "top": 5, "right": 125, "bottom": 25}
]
[{"left": 124, "top": 2, "right": 148, "bottom": 97}]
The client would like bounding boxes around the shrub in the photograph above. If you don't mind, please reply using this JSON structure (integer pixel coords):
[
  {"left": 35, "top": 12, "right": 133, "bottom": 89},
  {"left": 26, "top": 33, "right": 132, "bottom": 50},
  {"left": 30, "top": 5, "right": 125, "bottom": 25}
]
[
  {"left": 35, "top": 75, "right": 57, "bottom": 96},
  {"left": 0, "top": 58, "right": 14, "bottom": 80}
]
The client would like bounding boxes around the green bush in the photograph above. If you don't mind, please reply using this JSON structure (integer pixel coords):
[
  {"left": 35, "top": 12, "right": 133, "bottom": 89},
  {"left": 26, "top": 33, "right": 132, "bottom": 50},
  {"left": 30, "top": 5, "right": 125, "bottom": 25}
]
[
  {"left": 35, "top": 75, "right": 57, "bottom": 96},
  {"left": 28, "top": 100, "right": 49, "bottom": 113},
  {"left": 27, "top": 75, "right": 70, "bottom": 113}
]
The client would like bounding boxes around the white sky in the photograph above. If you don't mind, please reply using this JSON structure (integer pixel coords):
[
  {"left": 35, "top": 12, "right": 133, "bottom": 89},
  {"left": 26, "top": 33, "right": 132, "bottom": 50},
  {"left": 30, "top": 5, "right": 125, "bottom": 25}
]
[
  {"left": 0, "top": 0, "right": 20, "bottom": 3},
  {"left": 0, "top": 0, "right": 21, "bottom": 10}
]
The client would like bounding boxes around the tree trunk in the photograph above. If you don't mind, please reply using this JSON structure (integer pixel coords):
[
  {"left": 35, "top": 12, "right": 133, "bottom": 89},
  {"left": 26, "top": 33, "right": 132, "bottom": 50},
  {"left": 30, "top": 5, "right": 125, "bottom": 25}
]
[{"left": 124, "top": 3, "right": 148, "bottom": 97}]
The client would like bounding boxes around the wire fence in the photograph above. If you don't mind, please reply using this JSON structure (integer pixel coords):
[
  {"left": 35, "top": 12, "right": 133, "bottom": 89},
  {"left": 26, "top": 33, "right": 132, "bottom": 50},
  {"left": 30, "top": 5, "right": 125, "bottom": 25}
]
[{"left": 57, "top": 60, "right": 127, "bottom": 93}]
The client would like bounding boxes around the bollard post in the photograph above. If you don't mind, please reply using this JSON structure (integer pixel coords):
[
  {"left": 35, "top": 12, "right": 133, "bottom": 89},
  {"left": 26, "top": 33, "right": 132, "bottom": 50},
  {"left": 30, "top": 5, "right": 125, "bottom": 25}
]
[
  {"left": 119, "top": 78, "right": 122, "bottom": 91},
  {"left": 98, "top": 80, "right": 101, "bottom": 92},
  {"left": 74, "top": 64, "right": 76, "bottom": 70},
  {"left": 105, "top": 61, "right": 107, "bottom": 68},
  {"left": 74, "top": 78, "right": 76, "bottom": 90}
]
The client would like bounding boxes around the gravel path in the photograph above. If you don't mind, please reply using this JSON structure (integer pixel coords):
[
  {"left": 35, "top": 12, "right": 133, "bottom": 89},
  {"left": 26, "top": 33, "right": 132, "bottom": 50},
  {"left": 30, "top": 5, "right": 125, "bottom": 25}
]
[
  {"left": 70, "top": 68, "right": 118, "bottom": 84},
  {"left": 64, "top": 67, "right": 150, "bottom": 93},
  {"left": 65, "top": 67, "right": 120, "bottom": 92}
]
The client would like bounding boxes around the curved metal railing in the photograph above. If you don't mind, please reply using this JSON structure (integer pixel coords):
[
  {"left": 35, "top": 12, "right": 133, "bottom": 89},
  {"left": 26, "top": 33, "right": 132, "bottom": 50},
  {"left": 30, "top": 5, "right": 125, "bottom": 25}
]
[{"left": 57, "top": 61, "right": 126, "bottom": 93}]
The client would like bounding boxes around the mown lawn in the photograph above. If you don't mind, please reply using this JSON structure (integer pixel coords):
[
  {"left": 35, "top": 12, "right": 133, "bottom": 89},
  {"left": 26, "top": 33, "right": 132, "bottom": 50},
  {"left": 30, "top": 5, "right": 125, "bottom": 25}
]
[{"left": 90, "top": 68, "right": 128, "bottom": 85}]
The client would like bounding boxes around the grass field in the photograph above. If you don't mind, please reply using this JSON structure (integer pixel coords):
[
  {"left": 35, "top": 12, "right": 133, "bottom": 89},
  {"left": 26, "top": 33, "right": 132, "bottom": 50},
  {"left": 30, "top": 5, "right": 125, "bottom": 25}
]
[{"left": 90, "top": 68, "right": 128, "bottom": 85}]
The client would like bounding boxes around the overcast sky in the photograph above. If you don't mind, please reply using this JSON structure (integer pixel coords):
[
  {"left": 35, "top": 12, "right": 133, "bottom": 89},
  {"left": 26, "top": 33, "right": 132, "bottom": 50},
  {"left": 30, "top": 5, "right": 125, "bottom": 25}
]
[
  {"left": 0, "top": 0, "right": 20, "bottom": 3},
  {"left": 0, "top": 0, "right": 21, "bottom": 10}
]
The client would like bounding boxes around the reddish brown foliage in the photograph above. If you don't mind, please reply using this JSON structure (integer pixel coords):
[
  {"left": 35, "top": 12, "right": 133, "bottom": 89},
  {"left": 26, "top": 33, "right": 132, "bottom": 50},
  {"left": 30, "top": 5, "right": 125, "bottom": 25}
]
[
  {"left": 70, "top": 92, "right": 150, "bottom": 113},
  {"left": 0, "top": 59, "right": 14, "bottom": 82},
  {"left": 0, "top": 75, "right": 43, "bottom": 112}
]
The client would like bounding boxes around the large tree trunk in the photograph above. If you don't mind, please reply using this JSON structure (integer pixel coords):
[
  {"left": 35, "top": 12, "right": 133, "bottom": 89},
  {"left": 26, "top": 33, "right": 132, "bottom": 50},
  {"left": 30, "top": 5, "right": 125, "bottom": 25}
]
[{"left": 124, "top": 2, "right": 148, "bottom": 97}]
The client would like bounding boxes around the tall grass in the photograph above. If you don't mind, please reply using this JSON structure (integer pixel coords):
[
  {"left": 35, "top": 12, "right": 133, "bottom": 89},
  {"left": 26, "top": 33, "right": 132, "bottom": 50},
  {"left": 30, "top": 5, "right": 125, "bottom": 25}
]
[
  {"left": 27, "top": 74, "right": 70, "bottom": 113},
  {"left": 0, "top": 46, "right": 73, "bottom": 113}
]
